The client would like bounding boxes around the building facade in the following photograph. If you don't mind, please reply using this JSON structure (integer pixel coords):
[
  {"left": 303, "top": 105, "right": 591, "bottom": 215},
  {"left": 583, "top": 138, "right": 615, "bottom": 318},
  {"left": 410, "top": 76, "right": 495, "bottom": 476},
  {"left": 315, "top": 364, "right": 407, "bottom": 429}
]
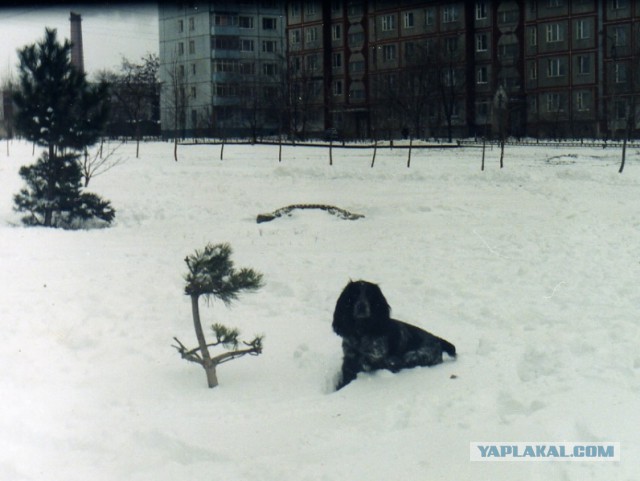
[
  {"left": 158, "top": 0, "right": 640, "bottom": 140},
  {"left": 158, "top": 1, "right": 286, "bottom": 138}
]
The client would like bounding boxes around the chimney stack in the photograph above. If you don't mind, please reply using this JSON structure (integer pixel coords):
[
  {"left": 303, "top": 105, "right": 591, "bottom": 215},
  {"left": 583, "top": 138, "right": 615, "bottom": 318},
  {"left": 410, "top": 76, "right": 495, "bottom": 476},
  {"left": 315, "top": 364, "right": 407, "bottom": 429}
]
[{"left": 69, "top": 12, "right": 84, "bottom": 73}]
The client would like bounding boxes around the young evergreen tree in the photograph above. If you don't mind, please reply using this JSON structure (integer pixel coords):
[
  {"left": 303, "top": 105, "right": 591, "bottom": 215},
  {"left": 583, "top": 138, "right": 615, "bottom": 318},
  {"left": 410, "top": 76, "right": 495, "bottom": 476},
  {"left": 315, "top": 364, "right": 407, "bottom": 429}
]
[
  {"left": 173, "top": 243, "right": 264, "bottom": 388},
  {"left": 12, "top": 28, "right": 113, "bottom": 228}
]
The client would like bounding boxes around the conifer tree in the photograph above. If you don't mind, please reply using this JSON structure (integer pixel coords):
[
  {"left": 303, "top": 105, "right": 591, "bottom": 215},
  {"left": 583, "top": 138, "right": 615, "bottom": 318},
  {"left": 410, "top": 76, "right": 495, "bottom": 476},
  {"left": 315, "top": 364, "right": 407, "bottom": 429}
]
[
  {"left": 12, "top": 28, "right": 113, "bottom": 228},
  {"left": 173, "top": 243, "right": 264, "bottom": 388}
]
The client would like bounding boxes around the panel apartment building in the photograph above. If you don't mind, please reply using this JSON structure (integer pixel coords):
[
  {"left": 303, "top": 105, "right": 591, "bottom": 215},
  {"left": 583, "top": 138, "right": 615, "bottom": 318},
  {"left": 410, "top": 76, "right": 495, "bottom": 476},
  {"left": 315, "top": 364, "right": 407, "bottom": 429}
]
[
  {"left": 158, "top": 2, "right": 286, "bottom": 138},
  {"left": 159, "top": 0, "right": 640, "bottom": 140}
]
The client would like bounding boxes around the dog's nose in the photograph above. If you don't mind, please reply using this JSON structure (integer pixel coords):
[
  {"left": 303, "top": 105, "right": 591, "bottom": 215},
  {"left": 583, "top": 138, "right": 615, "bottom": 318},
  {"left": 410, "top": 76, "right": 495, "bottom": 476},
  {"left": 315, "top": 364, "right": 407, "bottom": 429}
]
[{"left": 353, "top": 299, "right": 370, "bottom": 319}]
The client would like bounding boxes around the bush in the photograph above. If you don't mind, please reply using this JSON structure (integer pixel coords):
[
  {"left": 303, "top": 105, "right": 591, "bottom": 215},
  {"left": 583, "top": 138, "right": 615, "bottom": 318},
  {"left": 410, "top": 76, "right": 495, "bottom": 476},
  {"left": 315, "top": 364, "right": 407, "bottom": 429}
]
[{"left": 13, "top": 152, "right": 115, "bottom": 229}]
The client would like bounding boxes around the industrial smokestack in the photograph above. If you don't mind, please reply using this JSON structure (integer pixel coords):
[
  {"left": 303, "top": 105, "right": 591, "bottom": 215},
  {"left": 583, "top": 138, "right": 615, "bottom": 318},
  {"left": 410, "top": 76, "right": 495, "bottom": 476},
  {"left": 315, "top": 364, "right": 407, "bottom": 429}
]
[{"left": 69, "top": 12, "right": 84, "bottom": 73}]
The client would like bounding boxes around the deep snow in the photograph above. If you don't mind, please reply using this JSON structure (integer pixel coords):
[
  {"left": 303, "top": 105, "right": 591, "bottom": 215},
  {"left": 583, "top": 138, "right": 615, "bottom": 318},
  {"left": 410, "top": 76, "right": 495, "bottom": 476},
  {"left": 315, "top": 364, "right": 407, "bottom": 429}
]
[{"left": 0, "top": 140, "right": 638, "bottom": 481}]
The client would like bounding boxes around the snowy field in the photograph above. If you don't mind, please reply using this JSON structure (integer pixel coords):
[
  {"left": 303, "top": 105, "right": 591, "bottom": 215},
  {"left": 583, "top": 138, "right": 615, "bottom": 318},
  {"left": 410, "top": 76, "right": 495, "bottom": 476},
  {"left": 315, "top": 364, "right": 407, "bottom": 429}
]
[{"left": 0, "top": 140, "right": 638, "bottom": 481}]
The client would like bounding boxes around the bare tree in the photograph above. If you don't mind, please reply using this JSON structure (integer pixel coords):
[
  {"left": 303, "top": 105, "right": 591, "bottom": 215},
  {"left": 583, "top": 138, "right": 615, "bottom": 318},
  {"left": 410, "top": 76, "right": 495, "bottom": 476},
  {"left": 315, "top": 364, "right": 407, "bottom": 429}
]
[
  {"left": 108, "top": 54, "right": 159, "bottom": 158},
  {"left": 163, "top": 48, "right": 187, "bottom": 161},
  {"left": 81, "top": 141, "right": 125, "bottom": 187},
  {"left": 435, "top": 37, "right": 466, "bottom": 143}
]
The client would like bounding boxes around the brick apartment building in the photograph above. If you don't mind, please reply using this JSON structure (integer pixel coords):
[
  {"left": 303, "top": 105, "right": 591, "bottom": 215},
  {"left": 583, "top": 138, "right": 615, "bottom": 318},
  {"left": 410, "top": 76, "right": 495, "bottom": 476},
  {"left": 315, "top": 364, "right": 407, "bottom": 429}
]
[{"left": 158, "top": 0, "right": 640, "bottom": 140}]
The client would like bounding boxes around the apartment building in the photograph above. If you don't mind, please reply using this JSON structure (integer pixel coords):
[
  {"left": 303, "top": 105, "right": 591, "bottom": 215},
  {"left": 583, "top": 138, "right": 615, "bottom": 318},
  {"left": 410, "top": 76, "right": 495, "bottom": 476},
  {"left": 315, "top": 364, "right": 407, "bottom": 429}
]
[
  {"left": 158, "top": 2, "right": 286, "bottom": 138},
  {"left": 158, "top": 0, "right": 640, "bottom": 140},
  {"left": 286, "top": 1, "right": 470, "bottom": 139},
  {"left": 287, "top": 0, "right": 522, "bottom": 139}
]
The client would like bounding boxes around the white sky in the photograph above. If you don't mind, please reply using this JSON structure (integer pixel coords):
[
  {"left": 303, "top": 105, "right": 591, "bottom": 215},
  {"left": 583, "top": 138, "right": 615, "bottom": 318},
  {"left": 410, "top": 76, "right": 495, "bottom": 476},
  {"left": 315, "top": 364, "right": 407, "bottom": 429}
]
[{"left": 0, "top": 3, "right": 159, "bottom": 81}]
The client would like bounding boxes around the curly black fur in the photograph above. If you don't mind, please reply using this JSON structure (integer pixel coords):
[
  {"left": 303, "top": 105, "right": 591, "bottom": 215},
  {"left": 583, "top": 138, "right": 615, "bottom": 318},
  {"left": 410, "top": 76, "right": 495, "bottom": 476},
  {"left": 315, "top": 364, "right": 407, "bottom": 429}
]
[{"left": 332, "top": 280, "right": 456, "bottom": 390}]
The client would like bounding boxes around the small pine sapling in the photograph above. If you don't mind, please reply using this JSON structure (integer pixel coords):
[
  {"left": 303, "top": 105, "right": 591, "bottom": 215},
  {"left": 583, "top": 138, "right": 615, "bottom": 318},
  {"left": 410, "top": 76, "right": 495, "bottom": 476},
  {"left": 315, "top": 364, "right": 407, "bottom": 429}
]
[{"left": 173, "top": 243, "right": 264, "bottom": 388}]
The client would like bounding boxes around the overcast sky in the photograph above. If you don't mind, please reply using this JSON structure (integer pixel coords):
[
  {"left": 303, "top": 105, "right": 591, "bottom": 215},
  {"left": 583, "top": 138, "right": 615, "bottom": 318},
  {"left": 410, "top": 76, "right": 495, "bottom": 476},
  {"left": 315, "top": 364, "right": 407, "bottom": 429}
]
[{"left": 0, "top": 3, "right": 159, "bottom": 81}]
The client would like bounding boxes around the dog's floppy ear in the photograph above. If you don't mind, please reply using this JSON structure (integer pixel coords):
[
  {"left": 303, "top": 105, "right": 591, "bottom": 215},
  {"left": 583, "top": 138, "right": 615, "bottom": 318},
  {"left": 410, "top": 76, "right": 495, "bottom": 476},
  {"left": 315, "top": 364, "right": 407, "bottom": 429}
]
[{"left": 332, "top": 281, "right": 357, "bottom": 336}]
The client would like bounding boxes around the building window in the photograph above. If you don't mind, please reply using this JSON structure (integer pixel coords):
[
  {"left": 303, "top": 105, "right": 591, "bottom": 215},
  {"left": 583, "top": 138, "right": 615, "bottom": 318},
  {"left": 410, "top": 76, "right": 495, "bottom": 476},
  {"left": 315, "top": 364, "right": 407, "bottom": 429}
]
[
  {"left": 178, "top": 19, "right": 184, "bottom": 32},
  {"left": 382, "top": 44, "right": 396, "bottom": 61},
  {"left": 425, "top": 8, "right": 435, "bottom": 26},
  {"left": 178, "top": 42, "right": 185, "bottom": 55},
  {"left": 214, "top": 14, "right": 238, "bottom": 26},
  {"left": 615, "top": 100, "right": 627, "bottom": 119},
  {"left": 612, "top": 0, "right": 628, "bottom": 9},
  {"left": 476, "top": 33, "right": 488, "bottom": 52},
  {"left": 306, "top": 27, "right": 318, "bottom": 43},
  {"left": 547, "top": 92, "right": 563, "bottom": 111},
  {"left": 530, "top": 62, "right": 538, "bottom": 80},
  {"left": 404, "top": 42, "right": 416, "bottom": 59},
  {"left": 349, "top": 60, "right": 365, "bottom": 72},
  {"left": 333, "top": 80, "right": 343, "bottom": 96},
  {"left": 332, "top": 24, "right": 341, "bottom": 40},
  {"left": 306, "top": 54, "right": 319, "bottom": 71},
  {"left": 476, "top": 1, "right": 487, "bottom": 19},
  {"left": 190, "top": 86, "right": 196, "bottom": 98},
  {"left": 240, "top": 39, "right": 255, "bottom": 52},
  {"left": 547, "top": 58, "right": 565, "bottom": 77},
  {"left": 290, "top": 2, "right": 300, "bottom": 16},
  {"left": 332, "top": 1, "right": 342, "bottom": 13},
  {"left": 445, "top": 37, "right": 458, "bottom": 53},
  {"left": 443, "top": 69, "right": 457, "bottom": 86},
  {"left": 189, "top": 17, "right": 195, "bottom": 31},
  {"left": 575, "top": 19, "right": 591, "bottom": 39},
  {"left": 191, "top": 63, "right": 196, "bottom": 75},
  {"left": 178, "top": 64, "right": 185, "bottom": 78},
  {"left": 615, "top": 63, "right": 627, "bottom": 83},
  {"left": 306, "top": 3, "right": 317, "bottom": 15},
  {"left": 291, "top": 56, "right": 302, "bottom": 73},
  {"left": 332, "top": 53, "right": 342, "bottom": 68},
  {"left": 477, "top": 100, "right": 489, "bottom": 118},
  {"left": 263, "top": 63, "right": 278, "bottom": 75},
  {"left": 347, "top": 3, "right": 363, "bottom": 16},
  {"left": 529, "top": 26, "right": 537, "bottom": 46},
  {"left": 189, "top": 40, "right": 195, "bottom": 54},
  {"left": 576, "top": 91, "right": 590, "bottom": 111},
  {"left": 262, "top": 40, "right": 278, "bottom": 53},
  {"left": 262, "top": 17, "right": 277, "bottom": 30},
  {"left": 239, "top": 16, "right": 254, "bottom": 28},
  {"left": 291, "top": 30, "right": 301, "bottom": 44},
  {"left": 477, "top": 66, "right": 488, "bottom": 84},
  {"left": 577, "top": 55, "right": 590, "bottom": 75},
  {"left": 239, "top": 62, "right": 255, "bottom": 74},
  {"left": 548, "top": 0, "right": 562, "bottom": 7},
  {"left": 613, "top": 26, "right": 627, "bottom": 47},
  {"left": 546, "top": 23, "right": 563, "bottom": 43},
  {"left": 382, "top": 15, "right": 396, "bottom": 31},
  {"left": 348, "top": 32, "right": 364, "bottom": 46},
  {"left": 404, "top": 12, "right": 415, "bottom": 28},
  {"left": 443, "top": 6, "right": 458, "bottom": 23}
]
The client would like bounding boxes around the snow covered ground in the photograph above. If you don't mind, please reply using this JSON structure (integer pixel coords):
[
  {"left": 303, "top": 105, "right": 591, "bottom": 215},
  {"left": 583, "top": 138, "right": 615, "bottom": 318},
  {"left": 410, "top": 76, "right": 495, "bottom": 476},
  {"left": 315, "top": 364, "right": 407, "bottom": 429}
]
[{"left": 0, "top": 140, "right": 638, "bottom": 481}]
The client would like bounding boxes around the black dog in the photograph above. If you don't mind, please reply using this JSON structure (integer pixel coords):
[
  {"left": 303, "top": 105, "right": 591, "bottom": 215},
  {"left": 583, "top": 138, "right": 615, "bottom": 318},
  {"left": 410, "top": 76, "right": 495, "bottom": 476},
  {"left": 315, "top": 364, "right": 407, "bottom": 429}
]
[{"left": 332, "top": 280, "right": 456, "bottom": 390}]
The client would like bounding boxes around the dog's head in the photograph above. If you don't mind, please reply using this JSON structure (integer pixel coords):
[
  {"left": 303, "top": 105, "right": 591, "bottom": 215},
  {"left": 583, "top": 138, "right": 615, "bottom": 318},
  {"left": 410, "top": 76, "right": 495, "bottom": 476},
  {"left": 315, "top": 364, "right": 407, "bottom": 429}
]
[{"left": 332, "top": 280, "right": 391, "bottom": 337}]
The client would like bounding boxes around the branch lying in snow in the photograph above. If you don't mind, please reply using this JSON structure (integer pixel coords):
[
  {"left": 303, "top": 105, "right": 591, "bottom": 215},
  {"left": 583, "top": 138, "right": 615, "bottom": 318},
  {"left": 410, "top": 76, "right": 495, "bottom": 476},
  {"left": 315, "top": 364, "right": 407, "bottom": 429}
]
[{"left": 256, "top": 204, "right": 364, "bottom": 223}]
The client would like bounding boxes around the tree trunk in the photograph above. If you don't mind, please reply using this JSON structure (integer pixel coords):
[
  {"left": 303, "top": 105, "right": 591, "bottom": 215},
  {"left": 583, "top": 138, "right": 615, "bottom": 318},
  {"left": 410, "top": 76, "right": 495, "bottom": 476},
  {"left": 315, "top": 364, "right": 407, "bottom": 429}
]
[
  {"left": 407, "top": 137, "right": 413, "bottom": 168},
  {"left": 620, "top": 135, "right": 627, "bottom": 174},
  {"left": 329, "top": 140, "right": 333, "bottom": 166},
  {"left": 204, "top": 365, "right": 219, "bottom": 388},
  {"left": 371, "top": 140, "right": 377, "bottom": 168},
  {"left": 190, "top": 294, "right": 218, "bottom": 388},
  {"left": 173, "top": 137, "right": 178, "bottom": 162},
  {"left": 481, "top": 137, "right": 486, "bottom": 171}
]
